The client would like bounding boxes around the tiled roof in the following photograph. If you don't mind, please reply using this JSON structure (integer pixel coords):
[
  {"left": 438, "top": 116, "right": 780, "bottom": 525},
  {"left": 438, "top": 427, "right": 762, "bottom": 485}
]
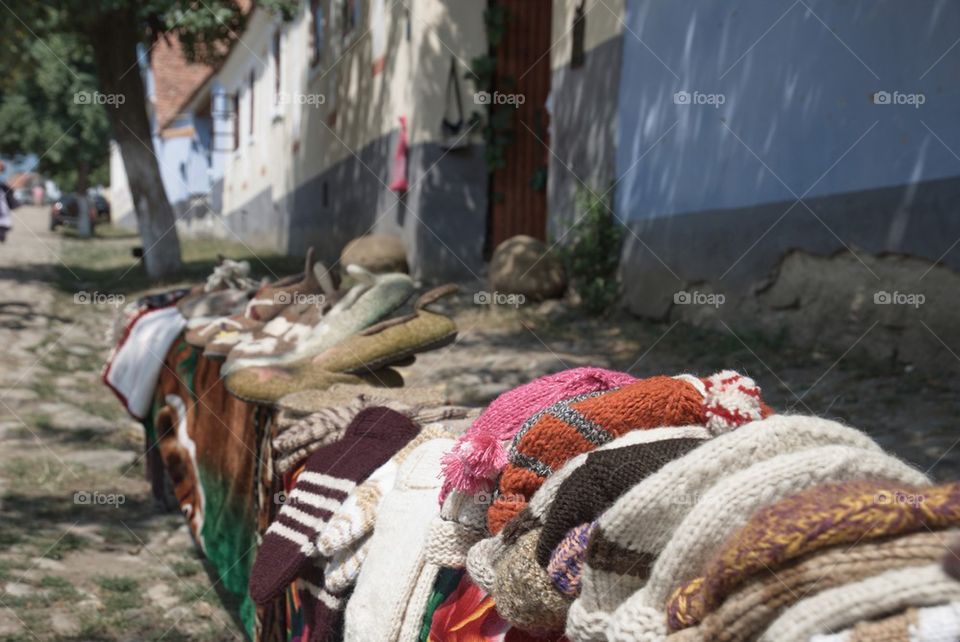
[{"left": 150, "top": 36, "right": 215, "bottom": 130}]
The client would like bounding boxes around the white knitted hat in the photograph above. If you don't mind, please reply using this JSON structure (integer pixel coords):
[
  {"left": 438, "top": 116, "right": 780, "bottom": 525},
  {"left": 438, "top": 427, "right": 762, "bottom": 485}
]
[
  {"left": 602, "top": 445, "right": 929, "bottom": 642},
  {"left": 343, "top": 438, "right": 452, "bottom": 642},
  {"left": 763, "top": 564, "right": 960, "bottom": 641},
  {"left": 567, "top": 414, "right": 884, "bottom": 642}
]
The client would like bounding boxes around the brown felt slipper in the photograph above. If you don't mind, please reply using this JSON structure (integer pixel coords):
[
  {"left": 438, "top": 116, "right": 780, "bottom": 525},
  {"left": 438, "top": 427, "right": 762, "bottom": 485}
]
[{"left": 224, "top": 365, "right": 404, "bottom": 404}]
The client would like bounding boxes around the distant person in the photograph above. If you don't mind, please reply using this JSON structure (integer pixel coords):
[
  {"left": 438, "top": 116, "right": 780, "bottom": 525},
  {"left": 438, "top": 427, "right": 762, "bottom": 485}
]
[{"left": 0, "top": 161, "right": 13, "bottom": 243}]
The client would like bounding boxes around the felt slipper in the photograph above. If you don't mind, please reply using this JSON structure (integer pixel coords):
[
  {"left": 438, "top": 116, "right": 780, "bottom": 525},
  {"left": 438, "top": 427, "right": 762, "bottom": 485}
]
[
  {"left": 275, "top": 384, "right": 448, "bottom": 416},
  {"left": 224, "top": 285, "right": 457, "bottom": 403},
  {"left": 221, "top": 266, "right": 414, "bottom": 375},
  {"left": 224, "top": 364, "right": 405, "bottom": 404}
]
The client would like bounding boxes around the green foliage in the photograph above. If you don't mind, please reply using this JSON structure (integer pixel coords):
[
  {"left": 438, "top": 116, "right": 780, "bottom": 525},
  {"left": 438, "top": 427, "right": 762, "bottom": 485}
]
[
  {"left": 559, "top": 187, "right": 625, "bottom": 315},
  {"left": 0, "top": 0, "right": 298, "bottom": 189},
  {"left": 0, "top": 33, "right": 110, "bottom": 191}
]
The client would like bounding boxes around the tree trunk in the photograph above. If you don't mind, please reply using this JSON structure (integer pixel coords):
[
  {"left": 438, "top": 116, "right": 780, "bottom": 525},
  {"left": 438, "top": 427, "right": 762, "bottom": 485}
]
[{"left": 87, "top": 7, "right": 182, "bottom": 279}]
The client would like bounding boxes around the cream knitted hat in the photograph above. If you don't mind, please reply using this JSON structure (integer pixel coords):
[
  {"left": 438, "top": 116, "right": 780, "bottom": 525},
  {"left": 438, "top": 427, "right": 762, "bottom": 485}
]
[
  {"left": 762, "top": 564, "right": 960, "bottom": 641},
  {"left": 567, "top": 415, "right": 883, "bottom": 642},
  {"left": 603, "top": 446, "right": 929, "bottom": 642},
  {"left": 344, "top": 438, "right": 453, "bottom": 642}
]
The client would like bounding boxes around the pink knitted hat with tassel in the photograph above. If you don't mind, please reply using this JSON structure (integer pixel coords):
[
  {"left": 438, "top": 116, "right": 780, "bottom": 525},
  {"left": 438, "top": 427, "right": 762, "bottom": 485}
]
[{"left": 439, "top": 367, "right": 637, "bottom": 503}]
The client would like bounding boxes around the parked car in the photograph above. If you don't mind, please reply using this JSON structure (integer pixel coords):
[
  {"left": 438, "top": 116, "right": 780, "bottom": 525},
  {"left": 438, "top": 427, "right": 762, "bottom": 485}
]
[{"left": 49, "top": 193, "right": 110, "bottom": 231}]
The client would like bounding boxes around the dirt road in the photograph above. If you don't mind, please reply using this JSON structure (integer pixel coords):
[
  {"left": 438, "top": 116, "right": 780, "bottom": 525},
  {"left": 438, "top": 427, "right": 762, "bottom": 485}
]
[{"left": 0, "top": 206, "right": 243, "bottom": 641}]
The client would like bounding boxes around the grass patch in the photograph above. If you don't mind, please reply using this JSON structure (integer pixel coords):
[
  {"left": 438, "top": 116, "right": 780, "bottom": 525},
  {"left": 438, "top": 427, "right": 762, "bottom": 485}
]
[
  {"left": 41, "top": 532, "right": 88, "bottom": 560},
  {"left": 53, "top": 234, "right": 304, "bottom": 296},
  {"left": 38, "top": 574, "right": 81, "bottom": 600},
  {"left": 170, "top": 559, "right": 202, "bottom": 578},
  {"left": 95, "top": 575, "right": 142, "bottom": 611}
]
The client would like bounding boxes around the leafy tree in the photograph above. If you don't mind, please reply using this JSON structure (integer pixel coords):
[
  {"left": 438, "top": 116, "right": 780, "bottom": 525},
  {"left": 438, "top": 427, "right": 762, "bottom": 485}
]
[
  {"left": 0, "top": 0, "right": 295, "bottom": 278},
  {"left": 0, "top": 33, "right": 111, "bottom": 196}
]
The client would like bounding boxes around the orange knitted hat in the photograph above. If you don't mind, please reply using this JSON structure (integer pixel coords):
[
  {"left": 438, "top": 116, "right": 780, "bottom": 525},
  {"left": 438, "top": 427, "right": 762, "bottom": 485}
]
[{"left": 486, "top": 371, "right": 772, "bottom": 534}]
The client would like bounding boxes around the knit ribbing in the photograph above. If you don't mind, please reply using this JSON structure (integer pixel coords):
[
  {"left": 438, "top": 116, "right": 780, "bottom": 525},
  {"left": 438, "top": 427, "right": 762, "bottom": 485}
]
[
  {"left": 810, "top": 603, "right": 960, "bottom": 642},
  {"left": 677, "top": 530, "right": 951, "bottom": 642},
  {"left": 668, "top": 480, "right": 960, "bottom": 631},
  {"left": 760, "top": 564, "right": 960, "bottom": 641}
]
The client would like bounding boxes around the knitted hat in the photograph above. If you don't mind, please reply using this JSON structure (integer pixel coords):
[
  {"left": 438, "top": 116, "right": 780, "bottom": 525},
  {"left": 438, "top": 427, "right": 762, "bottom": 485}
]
[
  {"left": 761, "top": 564, "right": 960, "bottom": 641},
  {"left": 536, "top": 434, "right": 707, "bottom": 567},
  {"left": 593, "top": 446, "right": 929, "bottom": 642},
  {"left": 567, "top": 415, "right": 885, "bottom": 642},
  {"left": 667, "top": 479, "right": 960, "bottom": 632},
  {"left": 465, "top": 427, "right": 711, "bottom": 593},
  {"left": 319, "top": 425, "right": 452, "bottom": 596},
  {"left": 344, "top": 438, "right": 453, "bottom": 642},
  {"left": 247, "top": 407, "right": 419, "bottom": 605},
  {"left": 490, "top": 528, "right": 572, "bottom": 634},
  {"left": 650, "top": 447, "right": 928, "bottom": 611},
  {"left": 666, "top": 530, "right": 952, "bottom": 642},
  {"left": 488, "top": 371, "right": 771, "bottom": 534},
  {"left": 809, "top": 603, "right": 960, "bottom": 642},
  {"left": 317, "top": 424, "right": 451, "bottom": 558},
  {"left": 440, "top": 367, "right": 638, "bottom": 502}
]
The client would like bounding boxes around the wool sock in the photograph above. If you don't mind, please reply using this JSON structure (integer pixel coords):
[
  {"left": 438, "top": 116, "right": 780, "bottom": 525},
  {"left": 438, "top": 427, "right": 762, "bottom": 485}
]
[{"left": 248, "top": 406, "right": 419, "bottom": 604}]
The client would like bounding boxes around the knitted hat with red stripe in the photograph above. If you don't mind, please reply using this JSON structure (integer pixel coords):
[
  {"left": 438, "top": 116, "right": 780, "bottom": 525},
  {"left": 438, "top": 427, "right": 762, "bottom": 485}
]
[
  {"left": 487, "top": 371, "right": 771, "bottom": 534},
  {"left": 248, "top": 406, "right": 419, "bottom": 605},
  {"left": 440, "top": 367, "right": 637, "bottom": 504}
]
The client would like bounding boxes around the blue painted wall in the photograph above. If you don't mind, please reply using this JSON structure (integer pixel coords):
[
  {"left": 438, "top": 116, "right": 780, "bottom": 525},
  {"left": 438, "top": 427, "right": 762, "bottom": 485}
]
[{"left": 614, "top": 0, "right": 960, "bottom": 222}]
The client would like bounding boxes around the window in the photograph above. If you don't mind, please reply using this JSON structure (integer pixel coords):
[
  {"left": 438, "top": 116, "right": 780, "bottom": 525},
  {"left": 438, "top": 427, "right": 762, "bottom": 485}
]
[
  {"left": 232, "top": 92, "right": 240, "bottom": 151},
  {"left": 248, "top": 70, "right": 255, "bottom": 139},
  {"left": 309, "top": 0, "right": 324, "bottom": 67},
  {"left": 273, "top": 30, "right": 282, "bottom": 102}
]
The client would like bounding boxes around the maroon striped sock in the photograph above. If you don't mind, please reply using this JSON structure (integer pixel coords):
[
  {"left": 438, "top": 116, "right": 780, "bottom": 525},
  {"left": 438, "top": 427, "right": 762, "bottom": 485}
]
[{"left": 248, "top": 407, "right": 419, "bottom": 604}]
